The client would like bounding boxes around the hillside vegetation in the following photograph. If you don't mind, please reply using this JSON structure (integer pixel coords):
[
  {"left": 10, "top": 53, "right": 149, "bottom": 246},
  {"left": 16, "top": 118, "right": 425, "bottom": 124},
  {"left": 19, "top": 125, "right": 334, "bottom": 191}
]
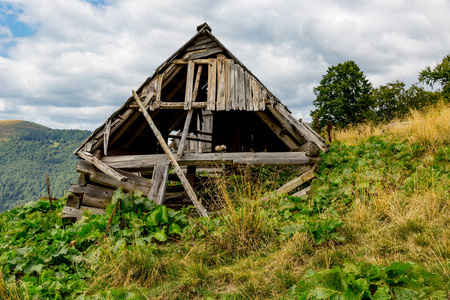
[
  {"left": 0, "top": 120, "right": 90, "bottom": 211},
  {"left": 0, "top": 103, "right": 449, "bottom": 299}
]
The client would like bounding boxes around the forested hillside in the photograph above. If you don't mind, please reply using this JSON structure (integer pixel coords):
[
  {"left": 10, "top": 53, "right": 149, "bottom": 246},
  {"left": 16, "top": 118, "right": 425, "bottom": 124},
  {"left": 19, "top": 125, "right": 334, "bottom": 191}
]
[{"left": 0, "top": 120, "right": 90, "bottom": 211}]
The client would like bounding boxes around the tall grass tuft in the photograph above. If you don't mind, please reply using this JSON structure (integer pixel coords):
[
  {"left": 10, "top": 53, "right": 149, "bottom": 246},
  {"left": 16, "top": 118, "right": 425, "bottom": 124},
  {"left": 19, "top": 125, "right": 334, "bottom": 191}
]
[
  {"left": 88, "top": 241, "right": 175, "bottom": 293},
  {"left": 203, "top": 166, "right": 283, "bottom": 256},
  {"left": 0, "top": 272, "right": 24, "bottom": 300},
  {"left": 335, "top": 101, "right": 450, "bottom": 150}
]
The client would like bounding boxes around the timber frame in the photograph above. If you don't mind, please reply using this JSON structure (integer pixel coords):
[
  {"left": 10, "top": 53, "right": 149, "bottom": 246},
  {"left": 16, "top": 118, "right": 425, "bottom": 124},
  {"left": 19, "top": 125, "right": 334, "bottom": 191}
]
[{"left": 63, "top": 23, "right": 328, "bottom": 219}]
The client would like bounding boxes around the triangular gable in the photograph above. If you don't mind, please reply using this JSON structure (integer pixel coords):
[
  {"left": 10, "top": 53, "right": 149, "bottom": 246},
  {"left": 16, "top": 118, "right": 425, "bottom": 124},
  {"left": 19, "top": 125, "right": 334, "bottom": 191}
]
[{"left": 75, "top": 23, "right": 326, "bottom": 155}]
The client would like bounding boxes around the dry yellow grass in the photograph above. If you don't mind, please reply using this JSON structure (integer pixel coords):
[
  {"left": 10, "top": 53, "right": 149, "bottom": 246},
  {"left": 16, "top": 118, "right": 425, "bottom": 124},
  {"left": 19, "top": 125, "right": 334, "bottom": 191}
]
[{"left": 335, "top": 101, "right": 450, "bottom": 151}]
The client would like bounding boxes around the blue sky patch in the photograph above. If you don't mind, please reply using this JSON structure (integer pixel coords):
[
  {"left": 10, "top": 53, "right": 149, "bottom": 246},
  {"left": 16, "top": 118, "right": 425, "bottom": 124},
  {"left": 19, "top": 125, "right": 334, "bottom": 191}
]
[
  {"left": 0, "top": 2, "right": 36, "bottom": 37},
  {"left": 85, "top": 0, "right": 109, "bottom": 8}
]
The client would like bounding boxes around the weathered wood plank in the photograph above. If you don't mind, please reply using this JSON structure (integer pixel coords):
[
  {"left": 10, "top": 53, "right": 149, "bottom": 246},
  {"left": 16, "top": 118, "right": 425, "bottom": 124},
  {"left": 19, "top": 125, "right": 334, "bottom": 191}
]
[
  {"left": 76, "top": 160, "right": 151, "bottom": 194},
  {"left": 295, "top": 141, "right": 320, "bottom": 157},
  {"left": 177, "top": 110, "right": 194, "bottom": 157},
  {"left": 66, "top": 194, "right": 81, "bottom": 208},
  {"left": 78, "top": 152, "right": 127, "bottom": 182},
  {"left": 169, "top": 134, "right": 212, "bottom": 143},
  {"left": 292, "top": 186, "right": 311, "bottom": 198},
  {"left": 185, "top": 41, "right": 217, "bottom": 52},
  {"left": 256, "top": 111, "right": 298, "bottom": 150},
  {"left": 78, "top": 174, "right": 88, "bottom": 186},
  {"left": 260, "top": 87, "right": 267, "bottom": 111},
  {"left": 133, "top": 91, "right": 209, "bottom": 217},
  {"left": 277, "top": 168, "right": 316, "bottom": 194},
  {"left": 82, "top": 194, "right": 110, "bottom": 209},
  {"left": 184, "top": 61, "right": 195, "bottom": 110},
  {"left": 250, "top": 76, "right": 261, "bottom": 111},
  {"left": 191, "top": 35, "right": 213, "bottom": 46},
  {"left": 235, "top": 64, "right": 245, "bottom": 110},
  {"left": 202, "top": 110, "right": 213, "bottom": 152},
  {"left": 184, "top": 47, "right": 224, "bottom": 59},
  {"left": 148, "top": 164, "right": 170, "bottom": 205},
  {"left": 216, "top": 56, "right": 226, "bottom": 111},
  {"left": 271, "top": 103, "right": 328, "bottom": 152},
  {"left": 207, "top": 58, "right": 217, "bottom": 111},
  {"left": 159, "top": 102, "right": 207, "bottom": 109},
  {"left": 69, "top": 183, "right": 115, "bottom": 199},
  {"left": 244, "top": 71, "right": 253, "bottom": 111},
  {"left": 227, "top": 59, "right": 235, "bottom": 111},
  {"left": 102, "top": 152, "right": 319, "bottom": 169},
  {"left": 172, "top": 59, "right": 210, "bottom": 65},
  {"left": 62, "top": 205, "right": 106, "bottom": 220},
  {"left": 103, "top": 119, "right": 111, "bottom": 156}
]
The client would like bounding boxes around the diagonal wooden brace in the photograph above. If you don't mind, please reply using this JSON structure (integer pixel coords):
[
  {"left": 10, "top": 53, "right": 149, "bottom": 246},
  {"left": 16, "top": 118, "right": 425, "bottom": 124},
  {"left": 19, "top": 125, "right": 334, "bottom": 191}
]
[{"left": 133, "top": 90, "right": 208, "bottom": 218}]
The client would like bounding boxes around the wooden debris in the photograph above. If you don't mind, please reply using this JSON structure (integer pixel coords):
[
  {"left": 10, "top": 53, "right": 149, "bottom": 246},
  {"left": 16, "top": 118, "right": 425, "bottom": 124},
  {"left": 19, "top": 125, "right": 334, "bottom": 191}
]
[
  {"left": 148, "top": 164, "right": 170, "bottom": 205},
  {"left": 78, "top": 151, "right": 127, "bottom": 183},
  {"left": 292, "top": 186, "right": 311, "bottom": 198},
  {"left": 277, "top": 167, "right": 316, "bottom": 194}
]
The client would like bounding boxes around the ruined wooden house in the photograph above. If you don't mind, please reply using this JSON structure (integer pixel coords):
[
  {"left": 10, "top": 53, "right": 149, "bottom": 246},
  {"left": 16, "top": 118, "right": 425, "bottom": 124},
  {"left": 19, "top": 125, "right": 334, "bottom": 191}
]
[{"left": 63, "top": 23, "right": 328, "bottom": 219}]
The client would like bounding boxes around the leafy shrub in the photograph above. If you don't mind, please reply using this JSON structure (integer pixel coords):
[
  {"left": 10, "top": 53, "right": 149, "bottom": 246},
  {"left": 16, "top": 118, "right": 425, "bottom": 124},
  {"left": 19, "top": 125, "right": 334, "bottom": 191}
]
[{"left": 290, "top": 261, "right": 446, "bottom": 299}]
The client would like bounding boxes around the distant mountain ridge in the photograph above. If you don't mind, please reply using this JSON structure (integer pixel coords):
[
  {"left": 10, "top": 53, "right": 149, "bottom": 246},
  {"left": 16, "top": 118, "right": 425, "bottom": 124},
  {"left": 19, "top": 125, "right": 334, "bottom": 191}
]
[
  {"left": 0, "top": 120, "right": 91, "bottom": 211},
  {"left": 0, "top": 119, "right": 50, "bottom": 141}
]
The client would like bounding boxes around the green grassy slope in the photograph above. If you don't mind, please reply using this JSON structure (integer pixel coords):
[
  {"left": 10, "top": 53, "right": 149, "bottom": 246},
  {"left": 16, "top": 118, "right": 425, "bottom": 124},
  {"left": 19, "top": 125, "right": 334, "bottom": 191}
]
[
  {"left": 0, "top": 120, "right": 90, "bottom": 211},
  {"left": 0, "top": 104, "right": 449, "bottom": 299}
]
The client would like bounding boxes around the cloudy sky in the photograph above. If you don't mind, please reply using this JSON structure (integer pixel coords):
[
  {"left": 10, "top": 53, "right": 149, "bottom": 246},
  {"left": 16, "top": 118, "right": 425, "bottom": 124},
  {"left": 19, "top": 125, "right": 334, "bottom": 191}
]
[{"left": 0, "top": 0, "right": 449, "bottom": 130}]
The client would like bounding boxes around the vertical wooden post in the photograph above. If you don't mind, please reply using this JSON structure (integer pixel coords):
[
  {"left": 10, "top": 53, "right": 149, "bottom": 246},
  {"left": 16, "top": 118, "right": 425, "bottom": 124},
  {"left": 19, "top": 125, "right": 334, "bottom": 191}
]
[
  {"left": 103, "top": 119, "right": 111, "bottom": 156},
  {"left": 148, "top": 164, "right": 170, "bottom": 205},
  {"left": 46, "top": 174, "right": 53, "bottom": 212},
  {"left": 133, "top": 90, "right": 208, "bottom": 218},
  {"left": 178, "top": 65, "right": 203, "bottom": 157}
]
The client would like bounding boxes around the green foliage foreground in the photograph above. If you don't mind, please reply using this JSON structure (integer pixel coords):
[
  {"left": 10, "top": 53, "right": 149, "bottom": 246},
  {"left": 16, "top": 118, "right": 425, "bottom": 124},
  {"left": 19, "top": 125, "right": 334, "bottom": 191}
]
[
  {"left": 1, "top": 134, "right": 449, "bottom": 299},
  {"left": 0, "top": 189, "right": 188, "bottom": 299}
]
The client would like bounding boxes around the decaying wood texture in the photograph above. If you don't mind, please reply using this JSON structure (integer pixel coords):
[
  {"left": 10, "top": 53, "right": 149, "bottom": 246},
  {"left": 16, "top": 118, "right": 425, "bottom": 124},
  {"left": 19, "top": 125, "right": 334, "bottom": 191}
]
[
  {"left": 78, "top": 151, "right": 127, "bottom": 182},
  {"left": 207, "top": 58, "right": 217, "bottom": 110},
  {"left": 268, "top": 103, "right": 327, "bottom": 152},
  {"left": 102, "top": 152, "right": 318, "bottom": 170},
  {"left": 70, "top": 183, "right": 115, "bottom": 200},
  {"left": 260, "top": 167, "right": 316, "bottom": 201},
  {"left": 295, "top": 141, "right": 320, "bottom": 157},
  {"left": 76, "top": 160, "right": 151, "bottom": 194},
  {"left": 62, "top": 205, "right": 106, "bottom": 220},
  {"left": 227, "top": 59, "right": 235, "bottom": 111},
  {"left": 133, "top": 90, "right": 208, "bottom": 218},
  {"left": 277, "top": 167, "right": 316, "bottom": 194},
  {"left": 235, "top": 64, "right": 245, "bottom": 110},
  {"left": 184, "top": 60, "right": 195, "bottom": 110},
  {"left": 148, "top": 164, "right": 170, "bottom": 205},
  {"left": 169, "top": 134, "right": 212, "bottom": 143},
  {"left": 216, "top": 56, "right": 226, "bottom": 111},
  {"left": 66, "top": 194, "right": 81, "bottom": 209},
  {"left": 103, "top": 119, "right": 111, "bottom": 156},
  {"left": 292, "top": 186, "right": 311, "bottom": 198},
  {"left": 82, "top": 194, "right": 110, "bottom": 209}
]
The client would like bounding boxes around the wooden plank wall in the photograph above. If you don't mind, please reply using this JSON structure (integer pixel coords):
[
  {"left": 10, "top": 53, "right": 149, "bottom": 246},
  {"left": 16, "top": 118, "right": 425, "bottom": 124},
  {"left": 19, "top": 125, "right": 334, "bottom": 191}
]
[{"left": 210, "top": 58, "right": 267, "bottom": 112}]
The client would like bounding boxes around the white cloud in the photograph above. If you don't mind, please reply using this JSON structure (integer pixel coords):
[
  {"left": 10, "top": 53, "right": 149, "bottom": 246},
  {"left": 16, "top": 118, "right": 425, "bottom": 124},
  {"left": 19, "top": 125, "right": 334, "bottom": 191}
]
[{"left": 0, "top": 0, "right": 449, "bottom": 130}]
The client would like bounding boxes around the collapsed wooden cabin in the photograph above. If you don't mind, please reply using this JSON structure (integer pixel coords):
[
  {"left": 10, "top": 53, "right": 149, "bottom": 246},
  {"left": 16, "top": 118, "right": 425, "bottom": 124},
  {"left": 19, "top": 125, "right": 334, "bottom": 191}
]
[{"left": 63, "top": 23, "right": 328, "bottom": 220}]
